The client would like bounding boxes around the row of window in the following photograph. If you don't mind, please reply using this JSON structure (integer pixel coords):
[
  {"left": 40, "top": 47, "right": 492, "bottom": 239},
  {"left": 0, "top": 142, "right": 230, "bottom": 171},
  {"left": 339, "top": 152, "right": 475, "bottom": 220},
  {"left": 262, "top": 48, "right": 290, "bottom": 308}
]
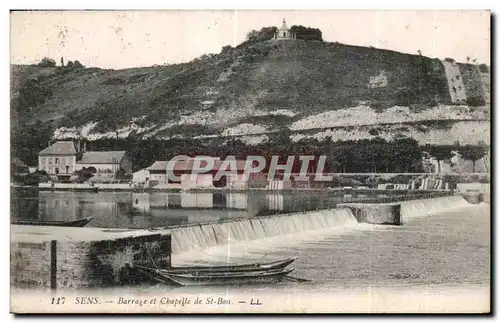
[
  {"left": 41, "top": 157, "right": 74, "bottom": 166},
  {"left": 42, "top": 166, "right": 124, "bottom": 175},
  {"left": 42, "top": 166, "right": 72, "bottom": 175}
]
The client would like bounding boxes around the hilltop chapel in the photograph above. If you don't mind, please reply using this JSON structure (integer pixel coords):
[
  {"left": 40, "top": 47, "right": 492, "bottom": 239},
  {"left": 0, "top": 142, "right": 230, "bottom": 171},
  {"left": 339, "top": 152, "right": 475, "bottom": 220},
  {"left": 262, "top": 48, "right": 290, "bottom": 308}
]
[{"left": 273, "top": 18, "right": 296, "bottom": 40}]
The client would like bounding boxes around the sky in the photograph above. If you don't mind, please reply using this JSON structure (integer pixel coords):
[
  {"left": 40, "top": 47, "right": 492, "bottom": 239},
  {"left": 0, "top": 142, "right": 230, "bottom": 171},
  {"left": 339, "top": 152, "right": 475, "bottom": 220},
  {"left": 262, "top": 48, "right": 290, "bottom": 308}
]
[{"left": 10, "top": 10, "right": 491, "bottom": 69}]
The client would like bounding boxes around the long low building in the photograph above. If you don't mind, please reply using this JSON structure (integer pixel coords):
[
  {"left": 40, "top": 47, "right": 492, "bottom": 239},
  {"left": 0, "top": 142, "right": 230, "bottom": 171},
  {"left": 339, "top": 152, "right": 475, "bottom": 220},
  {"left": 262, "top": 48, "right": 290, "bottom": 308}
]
[
  {"left": 133, "top": 157, "right": 264, "bottom": 190},
  {"left": 133, "top": 157, "right": 340, "bottom": 190},
  {"left": 76, "top": 151, "right": 132, "bottom": 174}
]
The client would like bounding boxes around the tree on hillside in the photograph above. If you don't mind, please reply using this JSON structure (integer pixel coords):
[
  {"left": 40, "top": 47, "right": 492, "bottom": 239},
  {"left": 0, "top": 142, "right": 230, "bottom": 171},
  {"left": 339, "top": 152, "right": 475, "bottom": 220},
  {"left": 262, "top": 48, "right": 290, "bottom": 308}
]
[
  {"left": 259, "top": 27, "right": 278, "bottom": 40},
  {"left": 459, "top": 144, "right": 487, "bottom": 173},
  {"left": 478, "top": 64, "right": 489, "bottom": 73},
  {"left": 16, "top": 78, "right": 53, "bottom": 119},
  {"left": 221, "top": 45, "right": 232, "bottom": 54},
  {"left": 466, "top": 96, "right": 485, "bottom": 107},
  {"left": 392, "top": 137, "right": 423, "bottom": 173},
  {"left": 274, "top": 126, "right": 292, "bottom": 148},
  {"left": 290, "top": 25, "right": 323, "bottom": 41},
  {"left": 424, "top": 145, "right": 453, "bottom": 173},
  {"left": 73, "top": 60, "right": 84, "bottom": 68},
  {"left": 37, "top": 57, "right": 56, "bottom": 67},
  {"left": 245, "top": 27, "right": 278, "bottom": 43},
  {"left": 66, "top": 60, "right": 84, "bottom": 68},
  {"left": 246, "top": 30, "right": 260, "bottom": 41},
  {"left": 334, "top": 146, "right": 353, "bottom": 173}
]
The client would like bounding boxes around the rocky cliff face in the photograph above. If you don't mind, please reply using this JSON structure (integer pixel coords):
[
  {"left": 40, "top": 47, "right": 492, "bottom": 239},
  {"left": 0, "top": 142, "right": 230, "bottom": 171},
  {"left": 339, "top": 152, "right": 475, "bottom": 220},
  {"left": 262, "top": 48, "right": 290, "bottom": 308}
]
[{"left": 11, "top": 39, "right": 490, "bottom": 147}]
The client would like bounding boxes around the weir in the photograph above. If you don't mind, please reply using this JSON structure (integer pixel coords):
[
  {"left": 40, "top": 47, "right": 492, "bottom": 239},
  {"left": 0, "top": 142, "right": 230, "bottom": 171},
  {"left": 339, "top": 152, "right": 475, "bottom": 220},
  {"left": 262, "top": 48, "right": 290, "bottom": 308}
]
[
  {"left": 166, "top": 208, "right": 356, "bottom": 254},
  {"left": 165, "top": 195, "right": 471, "bottom": 253},
  {"left": 400, "top": 195, "right": 472, "bottom": 219}
]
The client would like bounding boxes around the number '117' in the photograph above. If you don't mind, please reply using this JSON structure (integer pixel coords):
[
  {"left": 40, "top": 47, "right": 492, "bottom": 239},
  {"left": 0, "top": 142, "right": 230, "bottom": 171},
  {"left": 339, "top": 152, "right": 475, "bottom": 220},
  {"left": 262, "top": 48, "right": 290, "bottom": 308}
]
[{"left": 51, "top": 297, "right": 66, "bottom": 305}]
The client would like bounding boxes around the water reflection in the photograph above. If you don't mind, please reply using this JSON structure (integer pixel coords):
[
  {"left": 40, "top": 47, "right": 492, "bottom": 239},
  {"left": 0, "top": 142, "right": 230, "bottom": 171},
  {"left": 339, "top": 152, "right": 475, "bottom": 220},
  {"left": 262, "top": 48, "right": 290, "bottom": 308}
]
[
  {"left": 11, "top": 188, "right": 435, "bottom": 229},
  {"left": 267, "top": 194, "right": 284, "bottom": 211},
  {"left": 131, "top": 192, "right": 249, "bottom": 213}
]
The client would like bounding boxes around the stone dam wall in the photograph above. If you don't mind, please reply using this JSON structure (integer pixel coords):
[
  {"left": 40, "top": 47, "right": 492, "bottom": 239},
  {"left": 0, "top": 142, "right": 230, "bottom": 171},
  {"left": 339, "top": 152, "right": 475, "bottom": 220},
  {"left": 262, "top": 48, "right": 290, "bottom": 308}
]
[
  {"left": 337, "top": 203, "right": 401, "bottom": 225},
  {"left": 11, "top": 227, "right": 171, "bottom": 289}
]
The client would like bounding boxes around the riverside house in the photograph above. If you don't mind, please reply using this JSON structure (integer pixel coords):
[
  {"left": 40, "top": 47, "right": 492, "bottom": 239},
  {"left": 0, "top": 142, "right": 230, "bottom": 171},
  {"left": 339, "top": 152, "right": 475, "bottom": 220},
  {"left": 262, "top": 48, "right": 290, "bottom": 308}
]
[
  {"left": 38, "top": 141, "right": 78, "bottom": 181},
  {"left": 38, "top": 141, "right": 132, "bottom": 181}
]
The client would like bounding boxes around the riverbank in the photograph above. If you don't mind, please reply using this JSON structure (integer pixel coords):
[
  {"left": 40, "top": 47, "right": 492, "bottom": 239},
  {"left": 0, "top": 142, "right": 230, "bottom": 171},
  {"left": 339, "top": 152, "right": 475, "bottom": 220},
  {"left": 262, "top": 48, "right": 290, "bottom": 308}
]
[{"left": 27, "top": 182, "right": 456, "bottom": 194}]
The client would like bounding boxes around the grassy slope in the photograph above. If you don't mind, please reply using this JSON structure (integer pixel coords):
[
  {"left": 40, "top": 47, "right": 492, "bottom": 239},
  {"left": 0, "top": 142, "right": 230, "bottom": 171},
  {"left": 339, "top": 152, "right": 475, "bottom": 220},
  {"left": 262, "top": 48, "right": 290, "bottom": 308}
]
[
  {"left": 12, "top": 40, "right": 487, "bottom": 138},
  {"left": 457, "top": 63, "right": 486, "bottom": 103}
]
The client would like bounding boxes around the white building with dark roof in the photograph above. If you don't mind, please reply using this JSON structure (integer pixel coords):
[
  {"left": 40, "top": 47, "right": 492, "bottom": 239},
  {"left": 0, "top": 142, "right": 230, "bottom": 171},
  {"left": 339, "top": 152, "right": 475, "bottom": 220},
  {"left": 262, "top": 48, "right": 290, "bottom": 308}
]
[
  {"left": 38, "top": 141, "right": 78, "bottom": 178},
  {"left": 76, "top": 151, "right": 132, "bottom": 174}
]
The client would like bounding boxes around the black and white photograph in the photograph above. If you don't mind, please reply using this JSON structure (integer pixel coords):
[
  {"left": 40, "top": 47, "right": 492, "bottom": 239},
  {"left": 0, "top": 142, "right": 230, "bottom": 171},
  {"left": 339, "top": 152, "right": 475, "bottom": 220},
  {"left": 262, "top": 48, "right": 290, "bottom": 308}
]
[{"left": 8, "top": 9, "right": 491, "bottom": 314}]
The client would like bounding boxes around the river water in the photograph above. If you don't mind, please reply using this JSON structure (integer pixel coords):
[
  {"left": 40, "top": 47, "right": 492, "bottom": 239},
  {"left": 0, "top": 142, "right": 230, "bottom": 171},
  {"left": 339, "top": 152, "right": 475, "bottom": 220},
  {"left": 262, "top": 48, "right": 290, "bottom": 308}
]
[
  {"left": 137, "top": 202, "right": 490, "bottom": 313},
  {"left": 171, "top": 203, "right": 490, "bottom": 289},
  {"left": 10, "top": 187, "right": 435, "bottom": 228}
]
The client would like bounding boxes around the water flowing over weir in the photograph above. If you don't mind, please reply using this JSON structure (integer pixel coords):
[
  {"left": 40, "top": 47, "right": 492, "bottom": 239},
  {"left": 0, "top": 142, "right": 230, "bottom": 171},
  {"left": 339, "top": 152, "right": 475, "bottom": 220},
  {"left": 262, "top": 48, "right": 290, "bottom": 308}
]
[
  {"left": 165, "top": 208, "right": 357, "bottom": 254},
  {"left": 153, "top": 195, "right": 472, "bottom": 254},
  {"left": 400, "top": 195, "right": 471, "bottom": 219}
]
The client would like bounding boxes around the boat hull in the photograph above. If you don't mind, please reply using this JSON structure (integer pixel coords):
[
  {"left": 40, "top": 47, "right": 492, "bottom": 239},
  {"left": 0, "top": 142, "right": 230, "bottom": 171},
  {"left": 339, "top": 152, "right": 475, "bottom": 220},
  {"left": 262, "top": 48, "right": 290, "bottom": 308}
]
[
  {"left": 11, "top": 216, "right": 94, "bottom": 227},
  {"left": 163, "top": 257, "right": 297, "bottom": 274},
  {"left": 161, "top": 268, "right": 295, "bottom": 286}
]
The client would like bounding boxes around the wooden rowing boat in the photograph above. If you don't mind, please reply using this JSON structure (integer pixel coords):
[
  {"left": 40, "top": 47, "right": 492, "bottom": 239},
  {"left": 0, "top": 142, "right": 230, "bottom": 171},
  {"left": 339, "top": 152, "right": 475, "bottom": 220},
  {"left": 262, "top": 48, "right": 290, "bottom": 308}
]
[
  {"left": 11, "top": 216, "right": 94, "bottom": 227},
  {"left": 135, "top": 256, "right": 298, "bottom": 286},
  {"left": 162, "top": 257, "right": 298, "bottom": 274},
  {"left": 162, "top": 268, "right": 295, "bottom": 286},
  {"left": 137, "top": 266, "right": 295, "bottom": 286}
]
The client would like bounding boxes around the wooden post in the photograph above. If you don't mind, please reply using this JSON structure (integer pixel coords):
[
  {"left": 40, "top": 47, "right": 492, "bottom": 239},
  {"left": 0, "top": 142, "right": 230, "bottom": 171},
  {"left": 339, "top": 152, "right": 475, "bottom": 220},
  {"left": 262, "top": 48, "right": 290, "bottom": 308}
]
[{"left": 50, "top": 240, "right": 57, "bottom": 290}]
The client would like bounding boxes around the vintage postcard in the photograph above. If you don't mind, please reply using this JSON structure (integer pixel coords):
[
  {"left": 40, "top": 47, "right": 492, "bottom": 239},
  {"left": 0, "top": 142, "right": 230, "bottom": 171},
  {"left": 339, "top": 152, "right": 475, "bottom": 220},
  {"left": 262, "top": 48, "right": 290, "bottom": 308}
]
[{"left": 9, "top": 10, "right": 490, "bottom": 314}]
